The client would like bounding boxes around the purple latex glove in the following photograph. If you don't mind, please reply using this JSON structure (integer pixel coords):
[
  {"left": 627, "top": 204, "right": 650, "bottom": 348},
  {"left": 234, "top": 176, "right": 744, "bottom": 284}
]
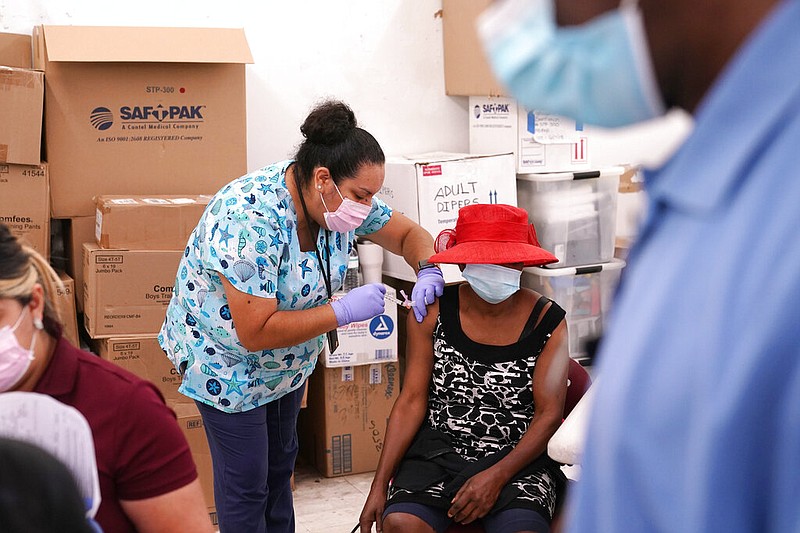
[
  {"left": 330, "top": 283, "right": 387, "bottom": 327},
  {"left": 411, "top": 267, "right": 445, "bottom": 322}
]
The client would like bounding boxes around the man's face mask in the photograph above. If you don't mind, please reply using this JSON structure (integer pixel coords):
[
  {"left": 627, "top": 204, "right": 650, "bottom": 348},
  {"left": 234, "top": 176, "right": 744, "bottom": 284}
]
[{"left": 480, "top": 0, "right": 665, "bottom": 128}]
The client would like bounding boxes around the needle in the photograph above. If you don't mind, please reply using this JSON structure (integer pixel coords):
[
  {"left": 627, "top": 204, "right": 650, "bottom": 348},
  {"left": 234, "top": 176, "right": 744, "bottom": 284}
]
[{"left": 385, "top": 292, "right": 414, "bottom": 309}]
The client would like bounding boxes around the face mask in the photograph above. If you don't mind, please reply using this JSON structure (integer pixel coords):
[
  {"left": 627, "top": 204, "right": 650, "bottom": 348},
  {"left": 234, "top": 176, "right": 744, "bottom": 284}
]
[
  {"left": 321, "top": 181, "right": 373, "bottom": 233},
  {"left": 462, "top": 264, "right": 522, "bottom": 304},
  {"left": 0, "top": 307, "right": 39, "bottom": 392},
  {"left": 480, "top": 0, "right": 664, "bottom": 128}
]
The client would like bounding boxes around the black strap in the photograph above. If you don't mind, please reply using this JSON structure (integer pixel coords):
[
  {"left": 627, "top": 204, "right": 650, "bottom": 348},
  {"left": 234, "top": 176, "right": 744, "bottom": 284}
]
[
  {"left": 294, "top": 169, "right": 338, "bottom": 353},
  {"left": 517, "top": 296, "right": 551, "bottom": 342}
]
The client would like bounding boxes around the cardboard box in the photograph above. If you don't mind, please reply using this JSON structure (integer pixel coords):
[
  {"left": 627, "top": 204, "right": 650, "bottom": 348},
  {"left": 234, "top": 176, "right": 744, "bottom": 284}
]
[
  {"left": 95, "top": 194, "right": 211, "bottom": 250},
  {"left": 380, "top": 152, "right": 516, "bottom": 282},
  {"left": 0, "top": 32, "right": 33, "bottom": 68},
  {"left": 469, "top": 96, "right": 591, "bottom": 174},
  {"left": 321, "top": 285, "right": 398, "bottom": 368},
  {"left": 0, "top": 163, "right": 49, "bottom": 258},
  {"left": 65, "top": 216, "right": 96, "bottom": 313},
  {"left": 95, "top": 335, "right": 183, "bottom": 402},
  {"left": 34, "top": 25, "right": 253, "bottom": 217},
  {"left": 299, "top": 362, "right": 399, "bottom": 477},
  {"left": 442, "top": 0, "right": 505, "bottom": 96},
  {"left": 0, "top": 65, "right": 43, "bottom": 166},
  {"left": 82, "top": 243, "right": 181, "bottom": 337},
  {"left": 168, "top": 401, "right": 217, "bottom": 526},
  {"left": 55, "top": 271, "right": 80, "bottom": 348}
]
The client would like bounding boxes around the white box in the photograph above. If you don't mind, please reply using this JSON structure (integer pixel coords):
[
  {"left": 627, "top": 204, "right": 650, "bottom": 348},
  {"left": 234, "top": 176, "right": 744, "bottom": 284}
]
[
  {"left": 321, "top": 285, "right": 399, "bottom": 368},
  {"left": 517, "top": 167, "right": 622, "bottom": 268},
  {"left": 469, "top": 96, "right": 590, "bottom": 174},
  {"left": 380, "top": 152, "right": 517, "bottom": 283},
  {"left": 522, "top": 259, "right": 625, "bottom": 361}
]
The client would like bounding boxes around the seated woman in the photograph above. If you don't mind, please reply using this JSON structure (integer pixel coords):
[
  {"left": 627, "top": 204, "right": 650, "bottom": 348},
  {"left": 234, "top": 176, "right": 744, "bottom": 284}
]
[{"left": 359, "top": 204, "right": 570, "bottom": 533}]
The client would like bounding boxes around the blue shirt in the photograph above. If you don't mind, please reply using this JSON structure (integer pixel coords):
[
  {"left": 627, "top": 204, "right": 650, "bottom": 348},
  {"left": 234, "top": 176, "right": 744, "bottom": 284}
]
[
  {"left": 158, "top": 160, "right": 392, "bottom": 413},
  {"left": 568, "top": 2, "right": 800, "bottom": 531}
]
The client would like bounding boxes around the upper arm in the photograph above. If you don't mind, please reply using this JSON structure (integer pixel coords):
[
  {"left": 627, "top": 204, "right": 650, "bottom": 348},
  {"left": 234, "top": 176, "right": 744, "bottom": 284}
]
[
  {"left": 219, "top": 272, "right": 277, "bottom": 351},
  {"left": 398, "top": 299, "right": 439, "bottom": 405},
  {"left": 367, "top": 210, "right": 428, "bottom": 258},
  {"left": 121, "top": 479, "right": 214, "bottom": 533},
  {"left": 532, "top": 316, "right": 570, "bottom": 422}
]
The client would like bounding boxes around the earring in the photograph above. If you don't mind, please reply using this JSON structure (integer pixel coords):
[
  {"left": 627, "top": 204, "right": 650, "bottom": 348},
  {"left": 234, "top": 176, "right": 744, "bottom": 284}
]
[
  {"left": 33, "top": 317, "right": 44, "bottom": 330},
  {"left": 317, "top": 184, "right": 322, "bottom": 190}
]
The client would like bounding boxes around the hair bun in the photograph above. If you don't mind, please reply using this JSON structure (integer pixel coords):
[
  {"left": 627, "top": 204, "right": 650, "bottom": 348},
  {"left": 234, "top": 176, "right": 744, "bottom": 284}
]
[{"left": 300, "top": 100, "right": 357, "bottom": 146}]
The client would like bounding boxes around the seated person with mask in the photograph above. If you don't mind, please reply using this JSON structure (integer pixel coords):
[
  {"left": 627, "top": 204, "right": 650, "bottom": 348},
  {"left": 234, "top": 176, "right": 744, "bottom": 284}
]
[
  {"left": 359, "top": 204, "right": 570, "bottom": 533},
  {"left": 0, "top": 223, "right": 213, "bottom": 533}
]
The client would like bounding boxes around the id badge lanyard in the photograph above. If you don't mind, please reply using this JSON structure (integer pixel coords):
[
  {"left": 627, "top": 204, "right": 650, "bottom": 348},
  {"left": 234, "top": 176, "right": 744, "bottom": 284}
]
[{"left": 295, "top": 173, "right": 339, "bottom": 354}]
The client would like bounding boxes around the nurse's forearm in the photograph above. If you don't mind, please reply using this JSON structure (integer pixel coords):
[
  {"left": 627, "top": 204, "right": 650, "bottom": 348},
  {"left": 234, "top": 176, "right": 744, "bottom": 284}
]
[{"left": 237, "top": 304, "right": 339, "bottom": 352}]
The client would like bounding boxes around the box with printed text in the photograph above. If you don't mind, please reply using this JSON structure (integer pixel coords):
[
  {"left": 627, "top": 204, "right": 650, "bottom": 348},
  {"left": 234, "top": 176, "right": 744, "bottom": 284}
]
[
  {"left": 34, "top": 25, "right": 253, "bottom": 217},
  {"left": 380, "top": 152, "right": 517, "bottom": 283},
  {"left": 0, "top": 162, "right": 49, "bottom": 258},
  {"left": 321, "top": 285, "right": 398, "bottom": 368},
  {"left": 469, "top": 96, "right": 591, "bottom": 174},
  {"left": 82, "top": 243, "right": 181, "bottom": 337}
]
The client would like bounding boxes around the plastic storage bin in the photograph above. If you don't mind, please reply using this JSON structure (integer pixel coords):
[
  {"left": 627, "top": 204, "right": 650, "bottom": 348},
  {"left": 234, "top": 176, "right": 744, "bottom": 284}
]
[
  {"left": 522, "top": 259, "right": 625, "bottom": 362},
  {"left": 516, "top": 167, "right": 623, "bottom": 268}
]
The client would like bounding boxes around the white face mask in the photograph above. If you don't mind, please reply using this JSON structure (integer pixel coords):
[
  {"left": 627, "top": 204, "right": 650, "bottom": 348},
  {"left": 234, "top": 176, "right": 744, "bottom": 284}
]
[
  {"left": 321, "top": 181, "right": 373, "bottom": 233},
  {"left": 480, "top": 0, "right": 664, "bottom": 128},
  {"left": 0, "top": 307, "right": 39, "bottom": 392},
  {"left": 462, "top": 264, "right": 522, "bottom": 304}
]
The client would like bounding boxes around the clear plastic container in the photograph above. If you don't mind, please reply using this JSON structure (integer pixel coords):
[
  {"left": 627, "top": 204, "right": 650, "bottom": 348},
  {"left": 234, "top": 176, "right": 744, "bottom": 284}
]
[
  {"left": 343, "top": 248, "right": 361, "bottom": 291},
  {"left": 516, "top": 167, "right": 622, "bottom": 268},
  {"left": 522, "top": 259, "right": 625, "bottom": 361}
]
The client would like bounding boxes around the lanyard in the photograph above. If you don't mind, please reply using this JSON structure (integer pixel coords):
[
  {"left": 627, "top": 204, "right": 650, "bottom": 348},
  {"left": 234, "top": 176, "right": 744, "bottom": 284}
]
[{"left": 294, "top": 171, "right": 339, "bottom": 353}]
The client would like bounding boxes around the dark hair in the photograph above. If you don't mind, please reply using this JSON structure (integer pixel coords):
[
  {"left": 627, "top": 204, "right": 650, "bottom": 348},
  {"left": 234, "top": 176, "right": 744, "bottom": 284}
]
[
  {"left": 294, "top": 100, "right": 385, "bottom": 188},
  {"left": 0, "top": 437, "right": 94, "bottom": 533},
  {"left": 0, "top": 224, "right": 63, "bottom": 337}
]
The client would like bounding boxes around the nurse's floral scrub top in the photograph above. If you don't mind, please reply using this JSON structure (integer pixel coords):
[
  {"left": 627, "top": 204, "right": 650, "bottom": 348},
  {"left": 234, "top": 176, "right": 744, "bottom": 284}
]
[{"left": 159, "top": 160, "right": 392, "bottom": 413}]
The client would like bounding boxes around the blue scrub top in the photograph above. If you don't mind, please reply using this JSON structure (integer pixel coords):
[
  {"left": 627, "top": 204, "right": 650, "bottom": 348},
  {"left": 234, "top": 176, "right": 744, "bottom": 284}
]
[
  {"left": 159, "top": 160, "right": 392, "bottom": 413},
  {"left": 568, "top": 1, "right": 800, "bottom": 531}
]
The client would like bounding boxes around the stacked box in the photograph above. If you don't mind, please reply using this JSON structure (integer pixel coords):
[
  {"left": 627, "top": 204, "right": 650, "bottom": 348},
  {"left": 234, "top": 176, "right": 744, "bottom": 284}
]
[
  {"left": 516, "top": 168, "right": 623, "bottom": 268},
  {"left": 298, "top": 362, "right": 399, "bottom": 477},
  {"left": 320, "top": 285, "right": 399, "bottom": 368},
  {"left": 34, "top": 25, "right": 253, "bottom": 217},
  {"left": 380, "top": 152, "right": 517, "bottom": 283}
]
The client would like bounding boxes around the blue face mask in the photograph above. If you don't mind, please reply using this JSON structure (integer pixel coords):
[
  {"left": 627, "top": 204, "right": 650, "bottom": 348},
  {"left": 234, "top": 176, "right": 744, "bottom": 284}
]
[
  {"left": 462, "top": 264, "right": 522, "bottom": 304},
  {"left": 479, "top": 0, "right": 664, "bottom": 128}
]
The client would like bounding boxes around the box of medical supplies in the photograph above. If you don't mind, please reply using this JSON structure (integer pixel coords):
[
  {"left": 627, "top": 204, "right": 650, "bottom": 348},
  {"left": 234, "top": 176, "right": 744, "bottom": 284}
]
[
  {"left": 298, "top": 362, "right": 399, "bottom": 477},
  {"left": 469, "top": 96, "right": 591, "bottom": 174},
  {"left": 522, "top": 259, "right": 625, "bottom": 362},
  {"left": 95, "top": 194, "right": 211, "bottom": 250},
  {"left": 82, "top": 243, "right": 181, "bottom": 337},
  {"left": 321, "top": 285, "right": 399, "bottom": 368},
  {"left": 167, "top": 401, "right": 217, "bottom": 526},
  {"left": 95, "top": 335, "right": 183, "bottom": 402},
  {"left": 441, "top": 0, "right": 505, "bottom": 96},
  {"left": 516, "top": 167, "right": 622, "bottom": 268},
  {"left": 0, "top": 66, "right": 43, "bottom": 166},
  {"left": 381, "top": 152, "right": 517, "bottom": 283},
  {"left": 0, "top": 162, "right": 49, "bottom": 258},
  {"left": 34, "top": 25, "right": 253, "bottom": 217},
  {"left": 55, "top": 271, "right": 79, "bottom": 349}
]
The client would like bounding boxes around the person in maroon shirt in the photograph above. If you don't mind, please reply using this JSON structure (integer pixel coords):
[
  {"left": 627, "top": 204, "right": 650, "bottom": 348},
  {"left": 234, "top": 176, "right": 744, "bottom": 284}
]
[{"left": 0, "top": 223, "right": 213, "bottom": 533}]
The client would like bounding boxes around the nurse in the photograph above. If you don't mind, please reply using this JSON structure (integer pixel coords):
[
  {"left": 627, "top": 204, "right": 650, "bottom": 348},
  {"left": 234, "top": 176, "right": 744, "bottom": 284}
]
[{"left": 159, "top": 99, "right": 444, "bottom": 533}]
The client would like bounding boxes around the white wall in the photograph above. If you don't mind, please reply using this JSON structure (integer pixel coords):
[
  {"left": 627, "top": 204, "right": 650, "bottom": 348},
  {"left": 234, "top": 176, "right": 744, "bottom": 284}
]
[{"left": 1, "top": 0, "right": 691, "bottom": 173}]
